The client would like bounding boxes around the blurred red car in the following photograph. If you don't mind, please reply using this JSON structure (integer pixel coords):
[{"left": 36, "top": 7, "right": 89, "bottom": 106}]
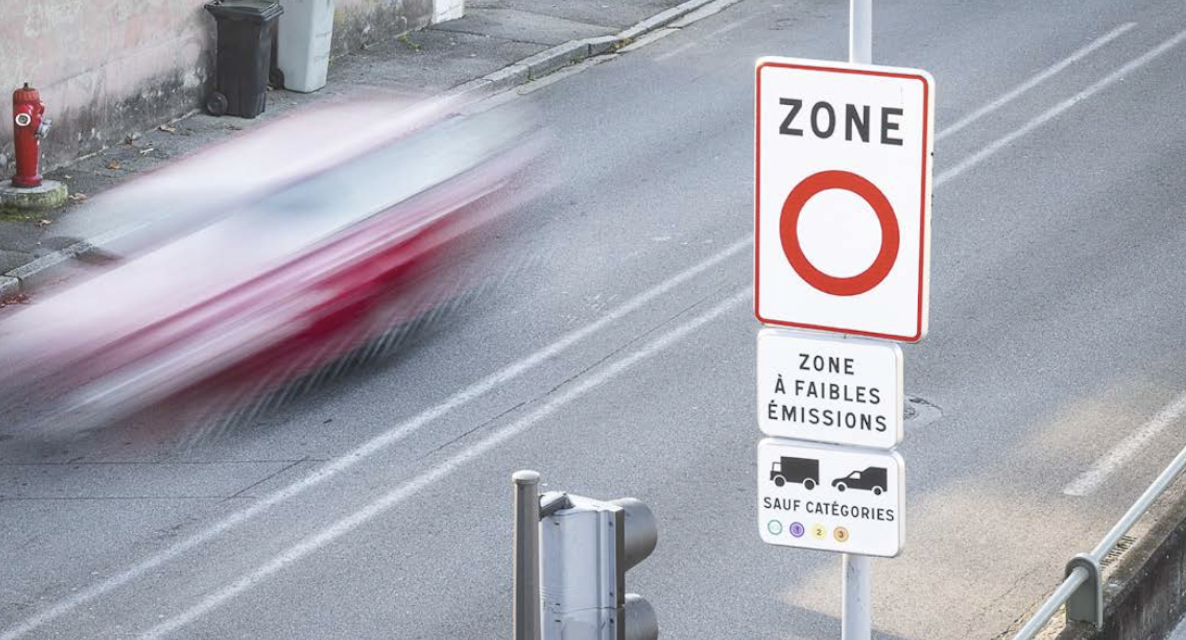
[{"left": 0, "top": 97, "right": 544, "bottom": 433}]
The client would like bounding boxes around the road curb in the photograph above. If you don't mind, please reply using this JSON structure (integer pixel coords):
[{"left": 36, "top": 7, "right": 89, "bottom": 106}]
[
  {"left": 0, "top": 0, "right": 742, "bottom": 304},
  {"left": 0, "top": 275, "right": 18, "bottom": 302}
]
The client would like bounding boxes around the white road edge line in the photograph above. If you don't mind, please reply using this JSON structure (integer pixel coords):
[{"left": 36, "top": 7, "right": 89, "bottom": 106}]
[
  {"left": 654, "top": 13, "right": 754, "bottom": 62},
  {"left": 138, "top": 288, "right": 751, "bottom": 640},
  {"left": 0, "top": 239, "right": 750, "bottom": 640},
  {"left": 653, "top": 37, "right": 702, "bottom": 62},
  {"left": 4, "top": 20, "right": 1168, "bottom": 640},
  {"left": 936, "top": 28, "right": 1186, "bottom": 185},
  {"left": 936, "top": 23, "right": 1135, "bottom": 142},
  {"left": 619, "top": 27, "right": 682, "bottom": 53},
  {"left": 1063, "top": 391, "right": 1186, "bottom": 497}
]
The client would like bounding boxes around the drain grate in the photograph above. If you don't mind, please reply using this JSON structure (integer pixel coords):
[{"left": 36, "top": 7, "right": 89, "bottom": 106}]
[{"left": 1101, "top": 534, "right": 1138, "bottom": 569}]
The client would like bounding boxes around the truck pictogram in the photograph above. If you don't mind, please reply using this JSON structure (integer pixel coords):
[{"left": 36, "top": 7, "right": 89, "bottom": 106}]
[{"left": 770, "top": 456, "right": 819, "bottom": 489}]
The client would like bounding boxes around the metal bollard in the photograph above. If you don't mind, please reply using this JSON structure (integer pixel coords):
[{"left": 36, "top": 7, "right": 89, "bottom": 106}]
[{"left": 513, "top": 470, "right": 542, "bottom": 640}]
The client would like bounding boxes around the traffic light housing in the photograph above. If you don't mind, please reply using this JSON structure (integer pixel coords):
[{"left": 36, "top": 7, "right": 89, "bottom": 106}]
[{"left": 539, "top": 493, "right": 658, "bottom": 640}]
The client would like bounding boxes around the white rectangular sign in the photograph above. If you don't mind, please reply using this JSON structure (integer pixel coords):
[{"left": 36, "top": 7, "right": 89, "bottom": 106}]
[
  {"left": 754, "top": 57, "right": 934, "bottom": 342},
  {"left": 757, "top": 328, "right": 903, "bottom": 449},
  {"left": 758, "top": 438, "right": 904, "bottom": 557}
]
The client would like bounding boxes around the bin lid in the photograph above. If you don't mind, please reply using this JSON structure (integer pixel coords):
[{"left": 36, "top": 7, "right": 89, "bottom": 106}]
[{"left": 205, "top": 0, "right": 284, "bottom": 22}]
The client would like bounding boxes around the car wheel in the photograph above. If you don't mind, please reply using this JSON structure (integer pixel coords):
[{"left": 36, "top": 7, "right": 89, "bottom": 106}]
[
  {"left": 873, "top": 486, "right": 883, "bottom": 496},
  {"left": 803, "top": 479, "right": 816, "bottom": 490},
  {"left": 774, "top": 476, "right": 785, "bottom": 487},
  {"left": 836, "top": 483, "right": 847, "bottom": 492},
  {"left": 206, "top": 92, "right": 228, "bottom": 117}
]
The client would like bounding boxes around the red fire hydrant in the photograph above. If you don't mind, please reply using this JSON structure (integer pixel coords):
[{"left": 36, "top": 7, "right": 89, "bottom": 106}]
[{"left": 11, "top": 83, "right": 51, "bottom": 189}]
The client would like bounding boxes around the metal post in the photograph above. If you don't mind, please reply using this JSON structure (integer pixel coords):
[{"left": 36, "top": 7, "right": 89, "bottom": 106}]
[
  {"left": 513, "top": 470, "right": 542, "bottom": 640},
  {"left": 842, "top": 2, "right": 873, "bottom": 638},
  {"left": 842, "top": 554, "right": 872, "bottom": 640},
  {"left": 849, "top": 0, "right": 872, "bottom": 64}
]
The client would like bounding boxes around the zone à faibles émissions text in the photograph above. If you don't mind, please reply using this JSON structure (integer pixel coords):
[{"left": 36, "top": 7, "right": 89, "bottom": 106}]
[{"left": 765, "top": 366, "right": 888, "bottom": 432}]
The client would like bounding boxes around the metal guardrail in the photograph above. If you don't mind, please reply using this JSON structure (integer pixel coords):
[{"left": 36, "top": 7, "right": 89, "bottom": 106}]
[{"left": 1011, "top": 444, "right": 1186, "bottom": 639}]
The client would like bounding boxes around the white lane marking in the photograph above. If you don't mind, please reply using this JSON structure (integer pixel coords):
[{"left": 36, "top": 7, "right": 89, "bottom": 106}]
[
  {"left": 0, "top": 239, "right": 750, "bottom": 640},
  {"left": 936, "top": 23, "right": 1135, "bottom": 142},
  {"left": 936, "top": 28, "right": 1186, "bottom": 185},
  {"left": 1063, "top": 391, "right": 1186, "bottom": 497},
  {"left": 4, "top": 21, "right": 1163, "bottom": 639},
  {"left": 138, "top": 288, "right": 750, "bottom": 639},
  {"left": 704, "top": 14, "right": 753, "bottom": 39}
]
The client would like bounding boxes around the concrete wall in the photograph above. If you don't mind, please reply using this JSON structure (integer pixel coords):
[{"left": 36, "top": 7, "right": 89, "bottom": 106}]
[
  {"left": 0, "top": 0, "right": 446, "bottom": 174},
  {"left": 332, "top": 0, "right": 436, "bottom": 57}
]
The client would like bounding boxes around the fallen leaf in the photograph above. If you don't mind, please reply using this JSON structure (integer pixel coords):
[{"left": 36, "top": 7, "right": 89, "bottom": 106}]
[
  {"left": 67, "top": 193, "right": 88, "bottom": 202},
  {"left": 158, "top": 124, "right": 177, "bottom": 134},
  {"left": 37, "top": 219, "right": 52, "bottom": 227},
  {"left": 106, "top": 160, "right": 121, "bottom": 170},
  {"left": 138, "top": 147, "right": 155, "bottom": 156}
]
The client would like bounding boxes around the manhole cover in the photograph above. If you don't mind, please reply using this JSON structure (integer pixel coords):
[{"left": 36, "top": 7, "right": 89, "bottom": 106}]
[{"left": 904, "top": 396, "right": 942, "bottom": 429}]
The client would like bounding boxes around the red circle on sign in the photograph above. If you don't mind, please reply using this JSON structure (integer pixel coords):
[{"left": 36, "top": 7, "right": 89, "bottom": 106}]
[{"left": 779, "top": 170, "right": 900, "bottom": 297}]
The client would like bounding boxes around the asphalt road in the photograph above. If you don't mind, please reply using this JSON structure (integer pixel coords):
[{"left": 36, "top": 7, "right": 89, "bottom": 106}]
[{"left": 5, "top": 0, "right": 1186, "bottom": 638}]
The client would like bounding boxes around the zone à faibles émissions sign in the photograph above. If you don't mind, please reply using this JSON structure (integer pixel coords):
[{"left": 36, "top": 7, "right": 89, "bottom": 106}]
[
  {"left": 757, "top": 328, "right": 902, "bottom": 450},
  {"left": 754, "top": 57, "right": 934, "bottom": 343}
]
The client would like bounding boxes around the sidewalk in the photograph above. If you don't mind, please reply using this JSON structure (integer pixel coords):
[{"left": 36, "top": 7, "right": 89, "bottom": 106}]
[{"left": 0, "top": 0, "right": 731, "bottom": 302}]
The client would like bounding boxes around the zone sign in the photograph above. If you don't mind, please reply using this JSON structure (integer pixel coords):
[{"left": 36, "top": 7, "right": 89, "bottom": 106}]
[{"left": 755, "top": 57, "right": 934, "bottom": 342}]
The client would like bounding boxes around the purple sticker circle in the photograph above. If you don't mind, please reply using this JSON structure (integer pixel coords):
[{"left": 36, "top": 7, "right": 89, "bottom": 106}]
[{"left": 790, "top": 522, "right": 806, "bottom": 538}]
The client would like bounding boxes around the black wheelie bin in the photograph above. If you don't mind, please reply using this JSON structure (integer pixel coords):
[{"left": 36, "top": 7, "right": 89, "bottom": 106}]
[{"left": 205, "top": 0, "right": 284, "bottom": 118}]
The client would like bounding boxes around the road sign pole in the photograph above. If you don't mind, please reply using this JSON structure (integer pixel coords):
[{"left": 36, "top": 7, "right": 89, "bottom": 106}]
[
  {"left": 843, "top": 5, "right": 873, "bottom": 639},
  {"left": 849, "top": 0, "right": 872, "bottom": 64},
  {"left": 513, "top": 470, "right": 542, "bottom": 640},
  {"left": 842, "top": 554, "right": 873, "bottom": 640}
]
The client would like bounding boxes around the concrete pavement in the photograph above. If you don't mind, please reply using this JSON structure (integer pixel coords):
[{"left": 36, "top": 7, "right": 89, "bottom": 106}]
[{"left": 5, "top": 0, "right": 1186, "bottom": 639}]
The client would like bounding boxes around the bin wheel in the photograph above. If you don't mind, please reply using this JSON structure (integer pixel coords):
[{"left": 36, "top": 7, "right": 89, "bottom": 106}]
[
  {"left": 206, "top": 92, "right": 228, "bottom": 117},
  {"left": 269, "top": 68, "right": 286, "bottom": 90}
]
